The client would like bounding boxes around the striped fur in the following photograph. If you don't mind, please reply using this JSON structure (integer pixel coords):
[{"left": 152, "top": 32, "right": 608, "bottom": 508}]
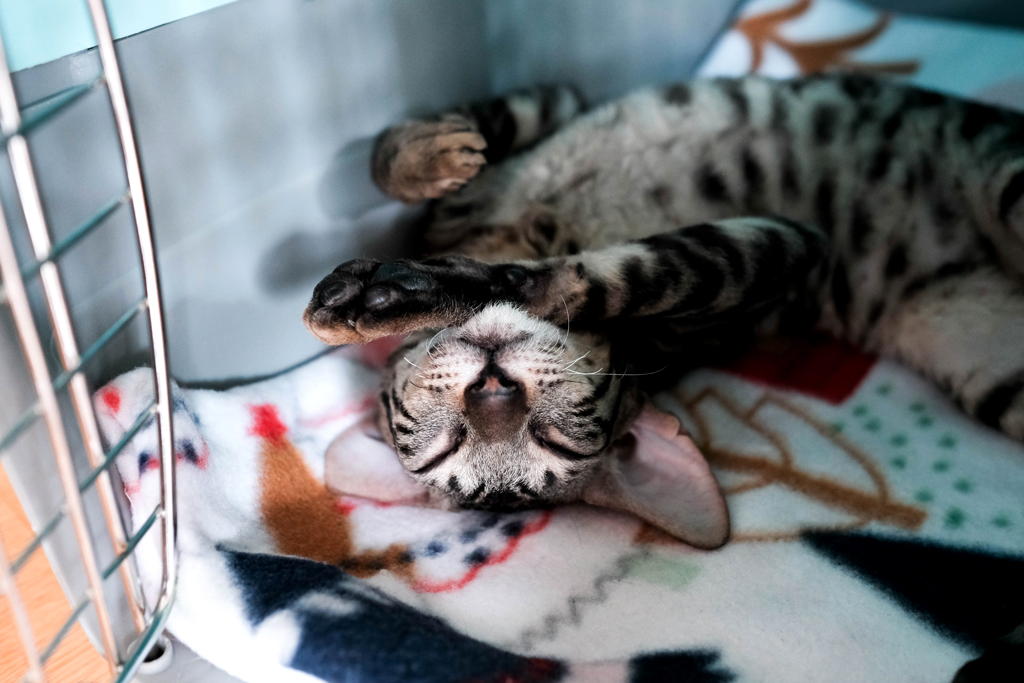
[{"left": 306, "top": 75, "right": 1024, "bottom": 510}]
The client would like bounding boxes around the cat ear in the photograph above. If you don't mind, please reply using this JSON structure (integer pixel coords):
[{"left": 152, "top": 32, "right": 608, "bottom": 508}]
[
  {"left": 324, "top": 415, "right": 438, "bottom": 505},
  {"left": 581, "top": 403, "right": 730, "bottom": 549}
]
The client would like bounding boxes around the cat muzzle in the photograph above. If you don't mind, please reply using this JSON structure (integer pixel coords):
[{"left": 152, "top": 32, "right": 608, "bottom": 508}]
[{"left": 464, "top": 359, "right": 527, "bottom": 441}]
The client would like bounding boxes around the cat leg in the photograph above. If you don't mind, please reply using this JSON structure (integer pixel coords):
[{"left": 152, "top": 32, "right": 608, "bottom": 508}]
[
  {"left": 303, "top": 216, "right": 826, "bottom": 344},
  {"left": 941, "top": 101, "right": 1024, "bottom": 277},
  {"left": 874, "top": 266, "right": 1024, "bottom": 440},
  {"left": 512, "top": 216, "right": 826, "bottom": 329},
  {"left": 372, "top": 84, "right": 585, "bottom": 202},
  {"left": 985, "top": 151, "right": 1024, "bottom": 278}
]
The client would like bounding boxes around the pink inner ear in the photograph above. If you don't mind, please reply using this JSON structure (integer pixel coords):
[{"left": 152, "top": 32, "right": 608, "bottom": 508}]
[
  {"left": 631, "top": 402, "right": 690, "bottom": 440},
  {"left": 629, "top": 404, "right": 730, "bottom": 547},
  {"left": 324, "top": 416, "right": 434, "bottom": 504},
  {"left": 588, "top": 403, "right": 730, "bottom": 549}
]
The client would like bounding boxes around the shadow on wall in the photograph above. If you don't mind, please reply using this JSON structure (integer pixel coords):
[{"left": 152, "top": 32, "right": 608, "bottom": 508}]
[
  {"left": 259, "top": 134, "right": 426, "bottom": 295},
  {"left": 257, "top": 210, "right": 426, "bottom": 294},
  {"left": 256, "top": 0, "right": 496, "bottom": 297},
  {"left": 263, "top": 83, "right": 481, "bottom": 296},
  {"left": 317, "top": 136, "right": 391, "bottom": 221}
]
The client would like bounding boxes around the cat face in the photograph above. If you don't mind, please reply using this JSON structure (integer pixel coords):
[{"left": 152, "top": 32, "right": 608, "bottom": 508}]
[{"left": 377, "top": 303, "right": 641, "bottom": 510}]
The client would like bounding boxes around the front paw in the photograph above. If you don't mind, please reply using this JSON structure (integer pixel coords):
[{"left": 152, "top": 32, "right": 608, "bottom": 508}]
[
  {"left": 372, "top": 119, "right": 487, "bottom": 203},
  {"left": 304, "top": 258, "right": 481, "bottom": 345}
]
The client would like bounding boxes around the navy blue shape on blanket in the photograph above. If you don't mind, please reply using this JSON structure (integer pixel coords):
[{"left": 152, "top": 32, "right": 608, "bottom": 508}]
[
  {"left": 223, "top": 548, "right": 737, "bottom": 683},
  {"left": 629, "top": 651, "right": 735, "bottom": 682},
  {"left": 804, "top": 531, "right": 1024, "bottom": 648},
  {"left": 223, "top": 548, "right": 564, "bottom": 683}
]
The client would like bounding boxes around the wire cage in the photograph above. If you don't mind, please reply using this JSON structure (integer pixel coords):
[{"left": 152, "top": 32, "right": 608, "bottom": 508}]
[
  {"left": 0, "top": 1, "right": 177, "bottom": 682},
  {"left": 3, "top": 1, "right": 1023, "bottom": 682},
  {"left": 0, "top": 2, "right": 745, "bottom": 681}
]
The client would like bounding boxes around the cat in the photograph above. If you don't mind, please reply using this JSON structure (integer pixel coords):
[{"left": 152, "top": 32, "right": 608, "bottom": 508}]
[{"left": 304, "top": 75, "right": 1024, "bottom": 548}]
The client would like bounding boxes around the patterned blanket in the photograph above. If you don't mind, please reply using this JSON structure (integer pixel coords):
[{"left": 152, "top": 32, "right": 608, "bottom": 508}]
[
  {"left": 94, "top": 335, "right": 1024, "bottom": 683},
  {"left": 95, "top": 1, "right": 1024, "bottom": 681}
]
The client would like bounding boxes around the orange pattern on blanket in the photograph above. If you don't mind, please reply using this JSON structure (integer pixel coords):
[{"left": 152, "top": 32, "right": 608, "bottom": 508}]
[
  {"left": 251, "top": 403, "right": 413, "bottom": 579},
  {"left": 735, "top": 0, "right": 919, "bottom": 75}
]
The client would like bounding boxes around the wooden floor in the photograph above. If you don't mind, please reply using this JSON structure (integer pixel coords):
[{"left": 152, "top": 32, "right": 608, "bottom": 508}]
[{"left": 0, "top": 465, "right": 110, "bottom": 683}]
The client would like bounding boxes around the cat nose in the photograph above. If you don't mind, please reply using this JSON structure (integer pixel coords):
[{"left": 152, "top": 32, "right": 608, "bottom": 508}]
[
  {"left": 465, "top": 361, "right": 526, "bottom": 440},
  {"left": 466, "top": 360, "right": 523, "bottom": 402}
]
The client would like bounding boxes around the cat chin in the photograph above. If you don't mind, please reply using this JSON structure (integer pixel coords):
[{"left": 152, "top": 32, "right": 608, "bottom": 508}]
[
  {"left": 457, "top": 302, "right": 566, "bottom": 350},
  {"left": 407, "top": 302, "right": 612, "bottom": 382}
]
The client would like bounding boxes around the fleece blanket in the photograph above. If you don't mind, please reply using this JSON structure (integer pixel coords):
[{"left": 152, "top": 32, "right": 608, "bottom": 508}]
[
  {"left": 96, "top": 2, "right": 1024, "bottom": 682},
  {"left": 96, "top": 339, "right": 1024, "bottom": 683}
]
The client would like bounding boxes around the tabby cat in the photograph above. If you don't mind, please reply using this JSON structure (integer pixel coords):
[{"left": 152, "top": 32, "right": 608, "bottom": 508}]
[{"left": 305, "top": 75, "right": 1024, "bottom": 548}]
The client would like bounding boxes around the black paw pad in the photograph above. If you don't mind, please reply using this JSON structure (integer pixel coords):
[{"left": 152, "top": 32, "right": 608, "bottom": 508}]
[
  {"left": 364, "top": 284, "right": 401, "bottom": 311},
  {"left": 503, "top": 266, "right": 527, "bottom": 286},
  {"left": 331, "top": 258, "right": 378, "bottom": 277},
  {"left": 315, "top": 275, "right": 361, "bottom": 308},
  {"left": 370, "top": 262, "right": 433, "bottom": 292}
]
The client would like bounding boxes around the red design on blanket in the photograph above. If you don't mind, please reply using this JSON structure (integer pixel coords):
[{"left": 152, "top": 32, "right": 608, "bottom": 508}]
[
  {"left": 523, "top": 659, "right": 564, "bottom": 682},
  {"left": 100, "top": 387, "right": 121, "bottom": 415},
  {"left": 721, "top": 335, "right": 877, "bottom": 404},
  {"left": 335, "top": 496, "right": 396, "bottom": 514},
  {"left": 248, "top": 403, "right": 288, "bottom": 442},
  {"left": 300, "top": 395, "right": 376, "bottom": 429},
  {"left": 175, "top": 440, "right": 210, "bottom": 470},
  {"left": 465, "top": 659, "right": 562, "bottom": 683},
  {"left": 411, "top": 511, "right": 554, "bottom": 594}
]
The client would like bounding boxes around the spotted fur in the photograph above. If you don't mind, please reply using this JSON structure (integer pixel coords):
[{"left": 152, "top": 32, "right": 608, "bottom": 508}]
[{"left": 307, "top": 75, "right": 1024, "bottom": 511}]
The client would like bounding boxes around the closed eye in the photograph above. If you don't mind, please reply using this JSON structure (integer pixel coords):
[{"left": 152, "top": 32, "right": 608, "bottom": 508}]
[
  {"left": 410, "top": 426, "right": 467, "bottom": 474},
  {"left": 530, "top": 426, "right": 599, "bottom": 460}
]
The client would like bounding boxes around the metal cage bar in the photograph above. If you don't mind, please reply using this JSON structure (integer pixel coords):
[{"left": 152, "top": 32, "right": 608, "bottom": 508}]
[
  {"left": 0, "top": 29, "right": 140, "bottom": 659},
  {"left": 0, "top": 1, "right": 178, "bottom": 681},
  {"left": 20, "top": 190, "right": 130, "bottom": 282},
  {"left": 0, "top": 513, "right": 45, "bottom": 683},
  {"left": 84, "top": 0, "right": 179, "bottom": 647},
  {"left": 0, "top": 404, "right": 41, "bottom": 452},
  {"left": 10, "top": 506, "right": 66, "bottom": 575},
  {"left": 0, "top": 173, "right": 114, "bottom": 680}
]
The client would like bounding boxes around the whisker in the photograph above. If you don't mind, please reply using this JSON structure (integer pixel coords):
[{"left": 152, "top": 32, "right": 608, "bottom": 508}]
[
  {"left": 425, "top": 329, "right": 445, "bottom": 359},
  {"left": 566, "top": 366, "right": 604, "bottom": 376},
  {"left": 562, "top": 351, "right": 590, "bottom": 371},
  {"left": 559, "top": 295, "right": 570, "bottom": 351},
  {"left": 565, "top": 366, "right": 668, "bottom": 378}
]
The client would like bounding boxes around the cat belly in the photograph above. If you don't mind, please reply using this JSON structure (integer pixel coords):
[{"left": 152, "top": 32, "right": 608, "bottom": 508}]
[{"left": 492, "top": 92, "right": 987, "bottom": 348}]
